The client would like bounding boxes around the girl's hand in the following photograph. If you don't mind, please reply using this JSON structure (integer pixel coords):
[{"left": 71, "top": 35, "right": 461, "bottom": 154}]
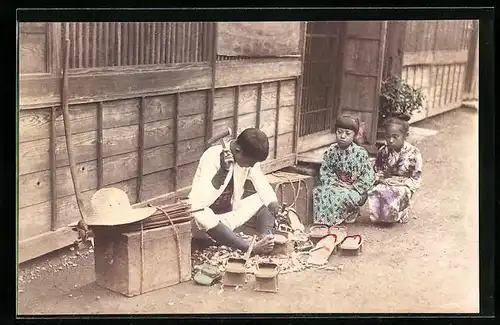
[
  {"left": 377, "top": 178, "right": 390, "bottom": 185},
  {"left": 334, "top": 181, "right": 350, "bottom": 188},
  {"left": 384, "top": 177, "right": 407, "bottom": 186}
]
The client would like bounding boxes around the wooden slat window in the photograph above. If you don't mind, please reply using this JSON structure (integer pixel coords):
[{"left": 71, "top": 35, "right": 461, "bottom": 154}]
[
  {"left": 404, "top": 20, "right": 475, "bottom": 53},
  {"left": 63, "top": 22, "right": 212, "bottom": 69}
]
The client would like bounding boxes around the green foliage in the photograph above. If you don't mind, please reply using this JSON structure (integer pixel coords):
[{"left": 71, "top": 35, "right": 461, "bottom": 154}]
[{"left": 379, "top": 76, "right": 425, "bottom": 120}]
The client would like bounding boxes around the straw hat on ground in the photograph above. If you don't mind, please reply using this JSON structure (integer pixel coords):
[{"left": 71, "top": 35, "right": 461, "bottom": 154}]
[{"left": 71, "top": 187, "right": 157, "bottom": 226}]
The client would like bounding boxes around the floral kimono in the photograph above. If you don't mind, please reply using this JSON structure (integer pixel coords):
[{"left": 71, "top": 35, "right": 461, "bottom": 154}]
[
  {"left": 368, "top": 141, "right": 423, "bottom": 223},
  {"left": 313, "top": 142, "right": 374, "bottom": 225}
]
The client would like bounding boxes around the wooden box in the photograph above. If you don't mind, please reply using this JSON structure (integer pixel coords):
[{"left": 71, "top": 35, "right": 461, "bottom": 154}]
[{"left": 93, "top": 221, "right": 192, "bottom": 297}]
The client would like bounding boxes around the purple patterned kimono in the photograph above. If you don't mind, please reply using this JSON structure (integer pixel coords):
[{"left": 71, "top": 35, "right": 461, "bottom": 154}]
[{"left": 368, "top": 141, "right": 423, "bottom": 223}]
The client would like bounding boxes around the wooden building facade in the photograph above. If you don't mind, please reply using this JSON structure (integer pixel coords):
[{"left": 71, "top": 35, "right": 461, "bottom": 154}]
[
  {"left": 384, "top": 20, "right": 477, "bottom": 123},
  {"left": 18, "top": 22, "right": 303, "bottom": 263},
  {"left": 18, "top": 20, "right": 477, "bottom": 263}
]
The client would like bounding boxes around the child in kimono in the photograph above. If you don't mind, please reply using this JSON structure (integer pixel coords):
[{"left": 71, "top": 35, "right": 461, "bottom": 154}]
[
  {"left": 188, "top": 128, "right": 280, "bottom": 254},
  {"left": 312, "top": 116, "right": 374, "bottom": 226},
  {"left": 368, "top": 117, "right": 423, "bottom": 223}
]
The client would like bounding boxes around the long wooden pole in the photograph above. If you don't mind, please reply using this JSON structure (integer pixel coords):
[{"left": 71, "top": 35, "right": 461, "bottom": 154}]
[{"left": 61, "top": 38, "right": 88, "bottom": 229}]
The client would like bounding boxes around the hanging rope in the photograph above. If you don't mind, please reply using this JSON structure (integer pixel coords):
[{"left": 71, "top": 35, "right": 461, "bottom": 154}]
[
  {"left": 271, "top": 172, "right": 309, "bottom": 210},
  {"left": 148, "top": 204, "right": 183, "bottom": 282},
  {"left": 270, "top": 172, "right": 310, "bottom": 226},
  {"left": 140, "top": 220, "right": 144, "bottom": 294}
]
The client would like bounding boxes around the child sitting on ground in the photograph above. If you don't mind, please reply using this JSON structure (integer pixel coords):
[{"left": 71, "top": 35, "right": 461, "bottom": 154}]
[
  {"left": 312, "top": 115, "right": 374, "bottom": 226},
  {"left": 368, "top": 117, "right": 423, "bottom": 224}
]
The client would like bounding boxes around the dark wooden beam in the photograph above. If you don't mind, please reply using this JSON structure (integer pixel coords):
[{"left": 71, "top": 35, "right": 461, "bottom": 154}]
[
  {"left": 97, "top": 101, "right": 104, "bottom": 189},
  {"left": 50, "top": 106, "right": 57, "bottom": 230},
  {"left": 382, "top": 20, "right": 407, "bottom": 81},
  {"left": 136, "top": 96, "right": 146, "bottom": 203}
]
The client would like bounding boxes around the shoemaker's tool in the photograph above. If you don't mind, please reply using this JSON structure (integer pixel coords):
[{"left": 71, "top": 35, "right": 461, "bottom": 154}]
[
  {"left": 60, "top": 37, "right": 92, "bottom": 247},
  {"left": 255, "top": 262, "right": 280, "bottom": 293},
  {"left": 207, "top": 127, "right": 232, "bottom": 149},
  {"left": 275, "top": 202, "right": 292, "bottom": 230},
  {"left": 222, "top": 235, "right": 256, "bottom": 287}
]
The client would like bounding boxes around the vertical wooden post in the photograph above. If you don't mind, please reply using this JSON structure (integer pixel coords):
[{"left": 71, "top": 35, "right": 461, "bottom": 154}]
[
  {"left": 139, "top": 23, "right": 145, "bottom": 65},
  {"left": 50, "top": 106, "right": 58, "bottom": 231},
  {"left": 136, "top": 97, "right": 145, "bottom": 203},
  {"left": 256, "top": 83, "right": 262, "bottom": 129},
  {"left": 151, "top": 23, "right": 157, "bottom": 64},
  {"left": 370, "top": 21, "right": 388, "bottom": 145},
  {"left": 103, "top": 22, "right": 109, "bottom": 67},
  {"left": 173, "top": 93, "right": 180, "bottom": 193},
  {"left": 431, "top": 65, "right": 440, "bottom": 110},
  {"left": 331, "top": 22, "right": 347, "bottom": 131},
  {"left": 274, "top": 81, "right": 281, "bottom": 160},
  {"left": 454, "top": 65, "right": 461, "bottom": 103},
  {"left": 233, "top": 86, "right": 240, "bottom": 134},
  {"left": 116, "top": 23, "right": 122, "bottom": 66},
  {"left": 77, "top": 23, "right": 83, "bottom": 68},
  {"left": 97, "top": 102, "right": 104, "bottom": 190},
  {"left": 166, "top": 23, "right": 172, "bottom": 64},
  {"left": 382, "top": 20, "right": 407, "bottom": 80},
  {"left": 293, "top": 21, "right": 307, "bottom": 159},
  {"left": 83, "top": 23, "right": 90, "bottom": 68},
  {"left": 92, "top": 23, "right": 97, "bottom": 68},
  {"left": 205, "top": 22, "right": 217, "bottom": 148},
  {"left": 49, "top": 23, "right": 62, "bottom": 76},
  {"left": 439, "top": 65, "right": 446, "bottom": 107},
  {"left": 464, "top": 20, "right": 479, "bottom": 96},
  {"left": 134, "top": 23, "right": 140, "bottom": 66},
  {"left": 431, "top": 20, "right": 439, "bottom": 52}
]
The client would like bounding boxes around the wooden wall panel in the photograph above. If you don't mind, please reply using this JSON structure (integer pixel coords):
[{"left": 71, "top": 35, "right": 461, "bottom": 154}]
[
  {"left": 279, "top": 79, "right": 296, "bottom": 107},
  {"left": 347, "top": 21, "right": 382, "bottom": 39},
  {"left": 237, "top": 113, "right": 258, "bottom": 134},
  {"left": 213, "top": 88, "right": 236, "bottom": 120},
  {"left": 261, "top": 82, "right": 278, "bottom": 110},
  {"left": 239, "top": 85, "right": 259, "bottom": 115},
  {"left": 19, "top": 30, "right": 48, "bottom": 74},
  {"left": 276, "top": 132, "right": 294, "bottom": 157},
  {"left": 259, "top": 109, "right": 277, "bottom": 138},
  {"left": 337, "top": 21, "right": 387, "bottom": 145},
  {"left": 344, "top": 39, "right": 380, "bottom": 75},
  {"left": 340, "top": 75, "right": 378, "bottom": 112},
  {"left": 277, "top": 105, "right": 295, "bottom": 135},
  {"left": 177, "top": 161, "right": 199, "bottom": 190}
]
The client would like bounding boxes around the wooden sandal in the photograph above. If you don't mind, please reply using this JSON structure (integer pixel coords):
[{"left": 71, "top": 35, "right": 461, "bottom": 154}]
[
  {"left": 309, "top": 224, "right": 330, "bottom": 239},
  {"left": 339, "top": 235, "right": 364, "bottom": 255},
  {"left": 328, "top": 225, "right": 349, "bottom": 243},
  {"left": 307, "top": 234, "right": 339, "bottom": 265}
]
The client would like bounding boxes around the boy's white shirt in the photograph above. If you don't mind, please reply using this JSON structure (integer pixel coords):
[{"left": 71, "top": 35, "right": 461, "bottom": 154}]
[{"left": 188, "top": 144, "right": 278, "bottom": 230}]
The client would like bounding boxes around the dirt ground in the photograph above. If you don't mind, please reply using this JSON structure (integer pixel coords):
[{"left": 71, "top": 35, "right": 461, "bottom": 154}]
[{"left": 17, "top": 107, "right": 479, "bottom": 315}]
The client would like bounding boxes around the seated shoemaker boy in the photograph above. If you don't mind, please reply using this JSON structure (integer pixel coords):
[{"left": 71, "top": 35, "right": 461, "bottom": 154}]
[{"left": 188, "top": 128, "right": 281, "bottom": 255}]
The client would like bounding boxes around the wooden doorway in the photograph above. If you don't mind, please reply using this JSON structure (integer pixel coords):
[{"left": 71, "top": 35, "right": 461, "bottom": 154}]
[{"left": 298, "top": 21, "right": 345, "bottom": 151}]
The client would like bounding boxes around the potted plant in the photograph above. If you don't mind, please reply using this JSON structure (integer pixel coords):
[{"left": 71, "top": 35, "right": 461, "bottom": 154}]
[{"left": 378, "top": 76, "right": 425, "bottom": 122}]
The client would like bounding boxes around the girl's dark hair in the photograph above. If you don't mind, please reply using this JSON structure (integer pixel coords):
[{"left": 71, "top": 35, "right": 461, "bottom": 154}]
[
  {"left": 236, "top": 128, "right": 269, "bottom": 162},
  {"left": 335, "top": 115, "right": 360, "bottom": 135},
  {"left": 383, "top": 117, "right": 410, "bottom": 134}
]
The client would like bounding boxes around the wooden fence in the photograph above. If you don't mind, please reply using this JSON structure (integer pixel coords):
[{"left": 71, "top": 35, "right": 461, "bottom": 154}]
[{"left": 400, "top": 20, "right": 475, "bottom": 122}]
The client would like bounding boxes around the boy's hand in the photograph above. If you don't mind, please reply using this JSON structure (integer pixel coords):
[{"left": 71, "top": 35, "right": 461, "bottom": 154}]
[{"left": 219, "top": 149, "right": 234, "bottom": 171}]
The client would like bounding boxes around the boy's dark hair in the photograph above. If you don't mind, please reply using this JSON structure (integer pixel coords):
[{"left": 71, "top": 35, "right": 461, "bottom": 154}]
[
  {"left": 236, "top": 128, "right": 269, "bottom": 162},
  {"left": 383, "top": 117, "right": 410, "bottom": 134}
]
